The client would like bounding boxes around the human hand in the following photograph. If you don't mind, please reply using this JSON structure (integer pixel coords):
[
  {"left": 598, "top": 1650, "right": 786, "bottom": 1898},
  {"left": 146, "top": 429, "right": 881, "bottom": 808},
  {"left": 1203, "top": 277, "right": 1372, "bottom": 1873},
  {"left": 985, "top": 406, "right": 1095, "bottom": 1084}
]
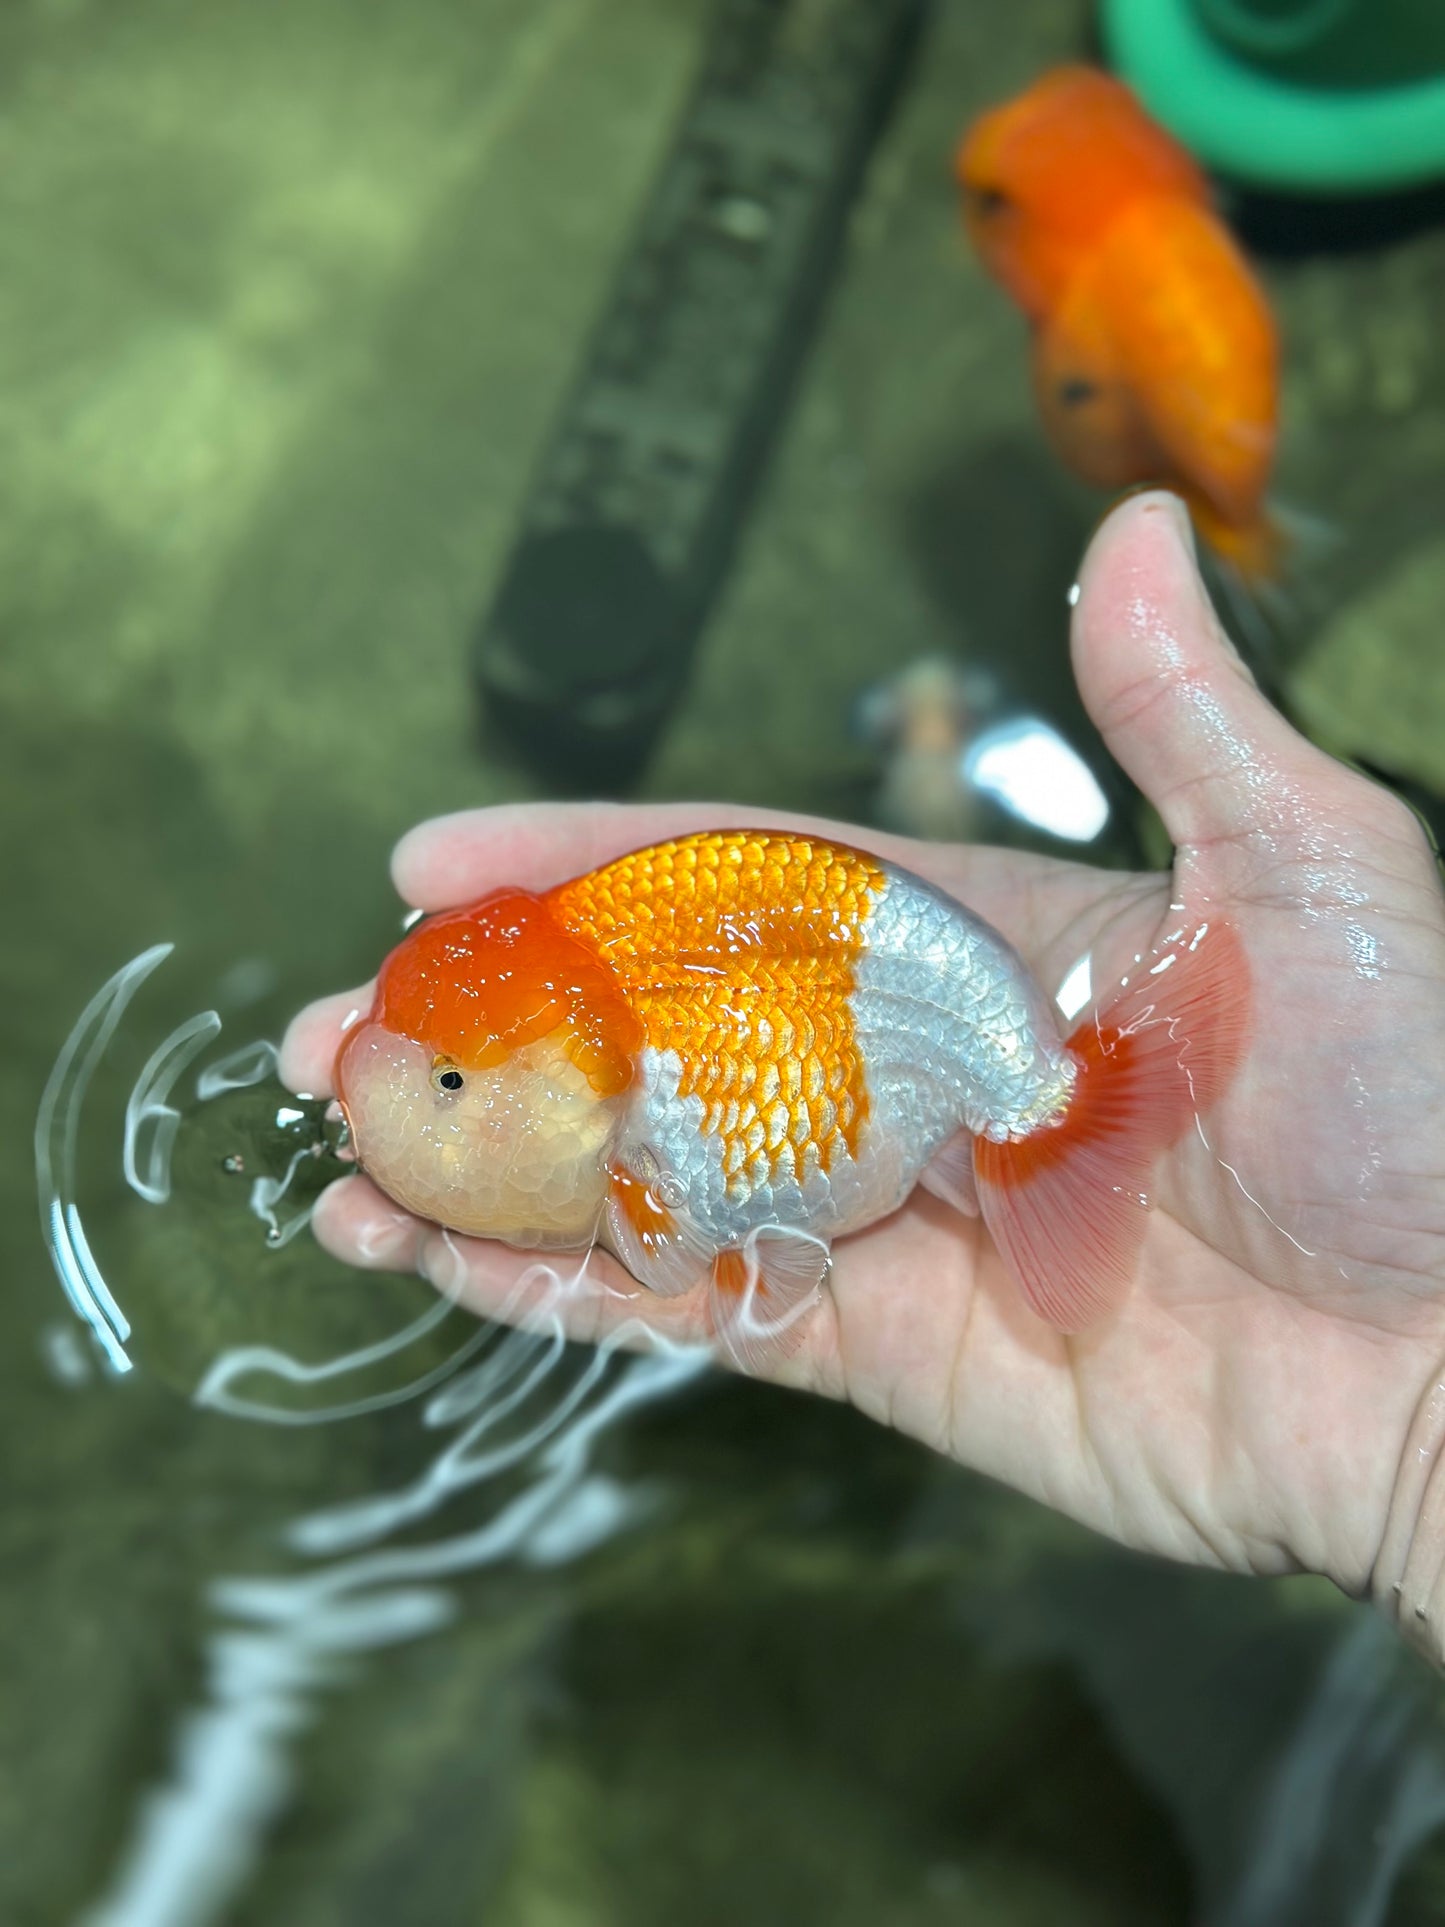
[{"left": 282, "top": 492, "right": 1445, "bottom": 1654}]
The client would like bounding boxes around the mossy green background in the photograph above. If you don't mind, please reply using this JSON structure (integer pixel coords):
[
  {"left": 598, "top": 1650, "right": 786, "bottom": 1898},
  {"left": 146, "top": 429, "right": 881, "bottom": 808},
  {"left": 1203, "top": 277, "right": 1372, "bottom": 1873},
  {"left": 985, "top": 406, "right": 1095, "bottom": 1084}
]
[{"left": 5, "top": 0, "right": 1445, "bottom": 1921}]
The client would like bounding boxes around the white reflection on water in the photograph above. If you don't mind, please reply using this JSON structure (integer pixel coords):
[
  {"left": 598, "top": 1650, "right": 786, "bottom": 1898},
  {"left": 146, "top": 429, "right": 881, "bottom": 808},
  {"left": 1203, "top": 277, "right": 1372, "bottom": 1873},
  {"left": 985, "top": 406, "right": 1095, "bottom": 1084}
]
[
  {"left": 963, "top": 716, "right": 1110, "bottom": 843},
  {"left": 84, "top": 1338, "right": 703, "bottom": 1927},
  {"left": 35, "top": 945, "right": 174, "bottom": 1375},
  {"left": 1054, "top": 951, "right": 1093, "bottom": 1023},
  {"left": 38, "top": 951, "right": 711, "bottom": 1927},
  {"left": 123, "top": 1008, "right": 224, "bottom": 1205}
]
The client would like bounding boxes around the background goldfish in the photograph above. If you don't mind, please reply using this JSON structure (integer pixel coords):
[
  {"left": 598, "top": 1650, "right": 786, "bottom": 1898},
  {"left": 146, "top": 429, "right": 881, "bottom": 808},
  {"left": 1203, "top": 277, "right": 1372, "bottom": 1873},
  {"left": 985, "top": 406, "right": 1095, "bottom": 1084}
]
[{"left": 957, "top": 66, "right": 1284, "bottom": 584}]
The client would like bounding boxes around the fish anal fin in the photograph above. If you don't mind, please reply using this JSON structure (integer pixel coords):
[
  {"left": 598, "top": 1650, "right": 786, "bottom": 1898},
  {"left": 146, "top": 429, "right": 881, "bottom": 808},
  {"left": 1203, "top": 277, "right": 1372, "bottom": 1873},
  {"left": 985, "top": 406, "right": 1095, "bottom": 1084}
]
[
  {"left": 920, "top": 1128, "right": 980, "bottom": 1217},
  {"left": 709, "top": 1227, "right": 830, "bottom": 1375}
]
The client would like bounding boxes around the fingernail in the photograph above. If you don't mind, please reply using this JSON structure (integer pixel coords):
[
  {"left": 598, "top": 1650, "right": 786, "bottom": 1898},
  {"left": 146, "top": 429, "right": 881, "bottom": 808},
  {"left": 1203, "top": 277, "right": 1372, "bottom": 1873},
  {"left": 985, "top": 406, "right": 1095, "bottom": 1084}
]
[
  {"left": 1150, "top": 489, "right": 1197, "bottom": 560},
  {"left": 354, "top": 1207, "right": 416, "bottom": 1264}
]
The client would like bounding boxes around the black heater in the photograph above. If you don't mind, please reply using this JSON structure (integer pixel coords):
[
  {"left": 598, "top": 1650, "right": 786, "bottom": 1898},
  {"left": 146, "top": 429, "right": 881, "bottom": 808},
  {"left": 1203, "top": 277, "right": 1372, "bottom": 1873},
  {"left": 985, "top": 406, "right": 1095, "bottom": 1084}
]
[{"left": 474, "top": 0, "right": 928, "bottom": 792}]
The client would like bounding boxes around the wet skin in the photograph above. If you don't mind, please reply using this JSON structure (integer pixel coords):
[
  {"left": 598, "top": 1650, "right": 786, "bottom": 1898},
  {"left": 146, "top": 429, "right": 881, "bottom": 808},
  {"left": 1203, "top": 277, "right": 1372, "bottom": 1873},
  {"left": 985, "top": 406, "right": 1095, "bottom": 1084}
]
[{"left": 283, "top": 492, "right": 1445, "bottom": 1641}]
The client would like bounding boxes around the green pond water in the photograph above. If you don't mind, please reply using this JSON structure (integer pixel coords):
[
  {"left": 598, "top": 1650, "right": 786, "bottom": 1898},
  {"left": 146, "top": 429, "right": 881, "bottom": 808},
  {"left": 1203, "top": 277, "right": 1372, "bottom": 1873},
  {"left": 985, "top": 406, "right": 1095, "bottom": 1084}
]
[{"left": 6, "top": 1, "right": 1445, "bottom": 1922}]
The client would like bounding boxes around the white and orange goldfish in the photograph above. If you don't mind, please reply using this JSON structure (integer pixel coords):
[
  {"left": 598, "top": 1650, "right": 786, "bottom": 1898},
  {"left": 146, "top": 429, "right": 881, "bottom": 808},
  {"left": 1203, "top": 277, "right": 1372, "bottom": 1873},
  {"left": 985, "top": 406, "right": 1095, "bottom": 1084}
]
[{"left": 334, "top": 830, "right": 1249, "bottom": 1367}]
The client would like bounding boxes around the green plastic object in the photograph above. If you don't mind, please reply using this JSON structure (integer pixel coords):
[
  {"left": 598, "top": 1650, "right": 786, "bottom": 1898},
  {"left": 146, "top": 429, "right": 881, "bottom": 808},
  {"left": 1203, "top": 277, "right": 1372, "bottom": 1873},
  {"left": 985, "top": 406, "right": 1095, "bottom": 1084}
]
[{"left": 1101, "top": 0, "right": 1445, "bottom": 190}]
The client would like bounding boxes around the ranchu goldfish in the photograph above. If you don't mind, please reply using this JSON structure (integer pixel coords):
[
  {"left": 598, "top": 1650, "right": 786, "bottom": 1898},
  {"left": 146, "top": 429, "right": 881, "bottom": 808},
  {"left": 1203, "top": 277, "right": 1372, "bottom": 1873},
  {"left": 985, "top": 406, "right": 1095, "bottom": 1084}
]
[
  {"left": 335, "top": 831, "right": 1248, "bottom": 1369},
  {"left": 957, "top": 66, "right": 1283, "bottom": 584}
]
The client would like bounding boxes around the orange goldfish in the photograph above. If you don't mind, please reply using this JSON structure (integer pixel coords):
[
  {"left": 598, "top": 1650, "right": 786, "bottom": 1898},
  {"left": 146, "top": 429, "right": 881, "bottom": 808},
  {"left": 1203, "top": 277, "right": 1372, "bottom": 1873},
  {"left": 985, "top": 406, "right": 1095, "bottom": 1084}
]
[
  {"left": 335, "top": 830, "right": 1248, "bottom": 1366},
  {"left": 956, "top": 66, "right": 1283, "bottom": 583}
]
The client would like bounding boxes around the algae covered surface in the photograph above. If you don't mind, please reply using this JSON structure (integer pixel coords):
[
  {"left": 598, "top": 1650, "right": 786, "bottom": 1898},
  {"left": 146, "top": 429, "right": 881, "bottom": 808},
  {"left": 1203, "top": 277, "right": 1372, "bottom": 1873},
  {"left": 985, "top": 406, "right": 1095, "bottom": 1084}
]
[{"left": 5, "top": 0, "right": 1445, "bottom": 1922}]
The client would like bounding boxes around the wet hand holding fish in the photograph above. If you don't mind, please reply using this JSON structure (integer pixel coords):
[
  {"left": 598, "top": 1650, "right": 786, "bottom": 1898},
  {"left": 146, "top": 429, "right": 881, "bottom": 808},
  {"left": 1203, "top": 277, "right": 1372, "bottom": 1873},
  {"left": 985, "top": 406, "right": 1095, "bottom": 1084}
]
[
  {"left": 335, "top": 828, "right": 1247, "bottom": 1369},
  {"left": 286, "top": 494, "right": 1445, "bottom": 1673}
]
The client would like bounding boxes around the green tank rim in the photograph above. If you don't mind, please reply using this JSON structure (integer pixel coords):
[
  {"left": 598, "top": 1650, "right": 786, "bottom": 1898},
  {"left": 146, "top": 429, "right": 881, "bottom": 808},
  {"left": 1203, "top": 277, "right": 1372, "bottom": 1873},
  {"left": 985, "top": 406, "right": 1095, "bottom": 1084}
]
[{"left": 1101, "top": 0, "right": 1445, "bottom": 191}]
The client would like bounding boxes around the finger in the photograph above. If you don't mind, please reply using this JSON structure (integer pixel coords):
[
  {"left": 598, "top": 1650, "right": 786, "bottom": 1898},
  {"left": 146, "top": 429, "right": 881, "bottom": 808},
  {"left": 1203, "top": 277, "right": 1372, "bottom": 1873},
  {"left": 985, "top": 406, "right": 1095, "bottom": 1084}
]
[
  {"left": 389, "top": 802, "right": 1126, "bottom": 980},
  {"left": 417, "top": 1226, "right": 716, "bottom": 1355},
  {"left": 278, "top": 983, "right": 374, "bottom": 1095},
  {"left": 312, "top": 1175, "right": 429, "bottom": 1270},
  {"left": 1071, "top": 490, "right": 1360, "bottom": 863},
  {"left": 391, "top": 799, "right": 952, "bottom": 910},
  {"left": 316, "top": 1171, "right": 719, "bottom": 1352},
  {"left": 311, "top": 1172, "right": 845, "bottom": 1382},
  {"left": 391, "top": 801, "right": 744, "bottom": 908}
]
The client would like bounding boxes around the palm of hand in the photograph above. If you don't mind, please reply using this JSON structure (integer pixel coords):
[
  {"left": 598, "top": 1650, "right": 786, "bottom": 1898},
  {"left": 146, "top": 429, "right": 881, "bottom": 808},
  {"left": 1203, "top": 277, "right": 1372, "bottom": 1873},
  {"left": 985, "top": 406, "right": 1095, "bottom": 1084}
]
[{"left": 282, "top": 495, "right": 1445, "bottom": 1607}]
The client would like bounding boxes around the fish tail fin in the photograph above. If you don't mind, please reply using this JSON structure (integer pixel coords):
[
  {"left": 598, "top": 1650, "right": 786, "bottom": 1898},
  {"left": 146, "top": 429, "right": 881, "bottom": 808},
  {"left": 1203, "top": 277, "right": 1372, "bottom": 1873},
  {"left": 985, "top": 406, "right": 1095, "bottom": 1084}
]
[
  {"left": 974, "top": 916, "right": 1250, "bottom": 1332},
  {"left": 1193, "top": 494, "right": 1338, "bottom": 638},
  {"left": 1188, "top": 495, "right": 1294, "bottom": 587}
]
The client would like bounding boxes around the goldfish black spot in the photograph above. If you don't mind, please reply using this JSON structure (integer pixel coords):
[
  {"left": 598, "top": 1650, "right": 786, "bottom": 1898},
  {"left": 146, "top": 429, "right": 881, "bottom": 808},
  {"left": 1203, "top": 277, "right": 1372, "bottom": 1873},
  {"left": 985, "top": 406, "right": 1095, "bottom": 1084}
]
[
  {"left": 1057, "top": 377, "right": 1099, "bottom": 407},
  {"left": 969, "top": 185, "right": 1009, "bottom": 217}
]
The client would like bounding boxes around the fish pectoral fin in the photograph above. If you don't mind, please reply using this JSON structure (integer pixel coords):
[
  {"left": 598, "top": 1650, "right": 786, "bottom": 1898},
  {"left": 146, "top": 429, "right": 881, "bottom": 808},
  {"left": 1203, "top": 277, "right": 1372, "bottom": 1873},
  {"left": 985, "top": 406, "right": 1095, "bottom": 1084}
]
[
  {"left": 708, "top": 1227, "right": 830, "bottom": 1375},
  {"left": 919, "top": 1128, "right": 980, "bottom": 1218},
  {"left": 604, "top": 1159, "right": 713, "bottom": 1298}
]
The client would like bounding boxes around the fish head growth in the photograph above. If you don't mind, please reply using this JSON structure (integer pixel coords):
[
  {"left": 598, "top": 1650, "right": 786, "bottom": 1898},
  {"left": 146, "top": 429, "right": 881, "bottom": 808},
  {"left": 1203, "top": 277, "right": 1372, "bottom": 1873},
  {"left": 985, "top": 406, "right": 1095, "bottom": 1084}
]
[
  {"left": 335, "top": 891, "right": 640, "bottom": 1247},
  {"left": 955, "top": 65, "right": 1209, "bottom": 318}
]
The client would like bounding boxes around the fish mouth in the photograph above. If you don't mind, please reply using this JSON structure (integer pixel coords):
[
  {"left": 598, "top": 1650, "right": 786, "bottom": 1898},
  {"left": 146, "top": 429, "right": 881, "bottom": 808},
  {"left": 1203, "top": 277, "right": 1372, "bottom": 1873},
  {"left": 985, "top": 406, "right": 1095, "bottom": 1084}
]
[{"left": 330, "top": 1095, "right": 362, "bottom": 1176}]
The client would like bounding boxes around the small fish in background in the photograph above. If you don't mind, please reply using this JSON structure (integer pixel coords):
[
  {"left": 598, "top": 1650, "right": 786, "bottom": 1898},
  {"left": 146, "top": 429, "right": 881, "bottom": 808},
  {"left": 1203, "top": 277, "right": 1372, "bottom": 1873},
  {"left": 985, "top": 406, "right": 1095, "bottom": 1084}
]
[
  {"left": 955, "top": 66, "right": 1288, "bottom": 592},
  {"left": 855, "top": 655, "right": 1111, "bottom": 848},
  {"left": 854, "top": 656, "right": 996, "bottom": 844}
]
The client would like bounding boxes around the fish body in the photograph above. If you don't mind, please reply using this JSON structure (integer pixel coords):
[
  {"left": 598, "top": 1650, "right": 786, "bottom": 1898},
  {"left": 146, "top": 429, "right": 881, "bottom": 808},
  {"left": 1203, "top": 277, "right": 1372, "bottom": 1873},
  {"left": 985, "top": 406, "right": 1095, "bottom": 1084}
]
[
  {"left": 957, "top": 66, "right": 1282, "bottom": 583},
  {"left": 337, "top": 831, "right": 1247, "bottom": 1364},
  {"left": 554, "top": 834, "right": 1074, "bottom": 1244}
]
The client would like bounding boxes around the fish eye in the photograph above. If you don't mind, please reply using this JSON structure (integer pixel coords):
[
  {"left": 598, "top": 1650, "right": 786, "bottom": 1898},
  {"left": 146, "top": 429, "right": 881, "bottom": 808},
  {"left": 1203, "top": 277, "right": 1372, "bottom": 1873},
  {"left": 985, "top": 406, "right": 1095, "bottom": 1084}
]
[
  {"left": 431, "top": 1061, "right": 465, "bottom": 1094},
  {"left": 968, "top": 185, "right": 1010, "bottom": 217},
  {"left": 1057, "top": 377, "right": 1099, "bottom": 408}
]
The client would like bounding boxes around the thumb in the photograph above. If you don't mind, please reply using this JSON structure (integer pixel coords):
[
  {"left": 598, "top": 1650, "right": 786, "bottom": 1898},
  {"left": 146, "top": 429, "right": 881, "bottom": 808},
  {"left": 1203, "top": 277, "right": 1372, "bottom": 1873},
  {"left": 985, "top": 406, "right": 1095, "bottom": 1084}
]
[{"left": 1070, "top": 490, "right": 1354, "bottom": 874}]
